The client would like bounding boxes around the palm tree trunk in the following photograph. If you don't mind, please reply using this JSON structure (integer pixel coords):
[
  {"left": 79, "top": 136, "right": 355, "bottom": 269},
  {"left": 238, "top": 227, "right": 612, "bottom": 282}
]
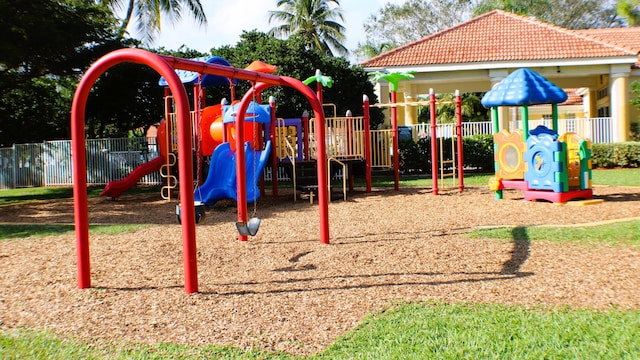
[{"left": 118, "top": 0, "right": 135, "bottom": 38}]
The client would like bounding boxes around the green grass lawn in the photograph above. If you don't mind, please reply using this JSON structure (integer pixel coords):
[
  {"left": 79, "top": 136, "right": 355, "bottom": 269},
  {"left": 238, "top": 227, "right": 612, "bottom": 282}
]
[
  {"left": 2, "top": 302, "right": 638, "bottom": 359},
  {"left": 469, "top": 219, "right": 640, "bottom": 250},
  {"left": 591, "top": 168, "right": 640, "bottom": 187}
]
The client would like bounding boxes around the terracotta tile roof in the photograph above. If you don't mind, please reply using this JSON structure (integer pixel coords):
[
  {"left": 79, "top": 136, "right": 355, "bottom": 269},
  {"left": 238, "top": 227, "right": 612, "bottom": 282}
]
[
  {"left": 560, "top": 89, "right": 583, "bottom": 106},
  {"left": 361, "top": 10, "right": 637, "bottom": 68},
  {"left": 573, "top": 28, "right": 640, "bottom": 53},
  {"left": 531, "top": 88, "right": 582, "bottom": 107},
  {"left": 573, "top": 27, "right": 640, "bottom": 67}
]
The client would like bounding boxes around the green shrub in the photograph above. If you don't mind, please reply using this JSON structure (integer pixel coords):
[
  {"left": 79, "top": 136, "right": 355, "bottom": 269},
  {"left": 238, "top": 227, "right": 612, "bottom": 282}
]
[
  {"left": 398, "top": 135, "right": 494, "bottom": 174},
  {"left": 591, "top": 142, "right": 640, "bottom": 168},
  {"left": 399, "top": 138, "right": 430, "bottom": 173},
  {"left": 463, "top": 134, "right": 494, "bottom": 171}
]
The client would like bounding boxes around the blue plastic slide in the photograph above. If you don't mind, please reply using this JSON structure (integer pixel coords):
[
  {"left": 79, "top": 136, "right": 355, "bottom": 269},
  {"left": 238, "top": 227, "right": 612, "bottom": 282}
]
[{"left": 195, "top": 141, "right": 272, "bottom": 206}]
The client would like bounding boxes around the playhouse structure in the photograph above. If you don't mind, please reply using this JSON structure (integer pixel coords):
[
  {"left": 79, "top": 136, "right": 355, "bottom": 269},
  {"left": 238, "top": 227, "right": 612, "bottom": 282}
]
[{"left": 482, "top": 68, "right": 593, "bottom": 203}]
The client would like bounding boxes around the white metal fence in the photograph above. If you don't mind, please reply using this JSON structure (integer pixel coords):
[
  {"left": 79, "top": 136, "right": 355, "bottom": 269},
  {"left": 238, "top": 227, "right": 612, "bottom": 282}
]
[
  {"left": 1, "top": 137, "right": 160, "bottom": 189},
  {"left": 0, "top": 118, "right": 615, "bottom": 189},
  {"left": 406, "top": 118, "right": 612, "bottom": 143}
]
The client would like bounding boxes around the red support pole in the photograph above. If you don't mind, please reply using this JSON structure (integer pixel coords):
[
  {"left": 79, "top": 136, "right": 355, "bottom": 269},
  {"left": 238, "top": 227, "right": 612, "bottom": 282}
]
[
  {"left": 269, "top": 97, "right": 278, "bottom": 198},
  {"left": 455, "top": 90, "right": 464, "bottom": 192},
  {"left": 430, "top": 89, "right": 439, "bottom": 195},
  {"left": 363, "top": 95, "right": 372, "bottom": 193},
  {"left": 71, "top": 48, "right": 198, "bottom": 293},
  {"left": 391, "top": 91, "right": 399, "bottom": 191},
  {"left": 193, "top": 82, "right": 202, "bottom": 185}
]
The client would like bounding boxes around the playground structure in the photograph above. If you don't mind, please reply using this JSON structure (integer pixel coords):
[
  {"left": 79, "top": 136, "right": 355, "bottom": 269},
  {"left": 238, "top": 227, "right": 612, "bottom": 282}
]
[
  {"left": 482, "top": 68, "right": 593, "bottom": 203},
  {"left": 73, "top": 51, "right": 470, "bottom": 294},
  {"left": 71, "top": 48, "right": 332, "bottom": 293}
]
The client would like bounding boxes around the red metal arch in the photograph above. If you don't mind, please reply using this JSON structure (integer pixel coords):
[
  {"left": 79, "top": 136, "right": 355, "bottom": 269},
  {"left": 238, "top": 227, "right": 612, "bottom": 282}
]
[{"left": 71, "top": 48, "right": 329, "bottom": 294}]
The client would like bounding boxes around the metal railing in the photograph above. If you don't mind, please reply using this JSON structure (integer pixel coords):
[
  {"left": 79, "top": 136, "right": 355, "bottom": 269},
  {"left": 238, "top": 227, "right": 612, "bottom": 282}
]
[
  {"left": 0, "top": 117, "right": 616, "bottom": 189},
  {"left": 1, "top": 137, "right": 160, "bottom": 189}
]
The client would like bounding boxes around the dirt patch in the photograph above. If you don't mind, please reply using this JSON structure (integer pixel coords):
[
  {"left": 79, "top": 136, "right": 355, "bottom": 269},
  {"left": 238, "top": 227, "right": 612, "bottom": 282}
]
[{"left": 1, "top": 185, "right": 639, "bottom": 355}]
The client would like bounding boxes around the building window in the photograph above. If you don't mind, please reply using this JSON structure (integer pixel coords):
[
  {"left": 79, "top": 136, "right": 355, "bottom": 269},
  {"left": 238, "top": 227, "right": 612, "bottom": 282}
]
[
  {"left": 597, "top": 107, "right": 610, "bottom": 117},
  {"left": 565, "top": 113, "right": 576, "bottom": 132},
  {"left": 597, "top": 87, "right": 608, "bottom": 100}
]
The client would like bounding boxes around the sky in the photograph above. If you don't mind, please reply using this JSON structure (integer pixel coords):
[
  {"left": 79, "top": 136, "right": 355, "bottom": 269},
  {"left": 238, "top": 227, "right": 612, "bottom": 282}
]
[{"left": 149, "top": 0, "right": 403, "bottom": 56}]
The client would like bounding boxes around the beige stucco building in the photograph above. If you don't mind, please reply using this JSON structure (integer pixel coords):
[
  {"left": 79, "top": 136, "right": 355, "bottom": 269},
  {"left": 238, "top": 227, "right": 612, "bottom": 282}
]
[{"left": 361, "top": 10, "right": 640, "bottom": 142}]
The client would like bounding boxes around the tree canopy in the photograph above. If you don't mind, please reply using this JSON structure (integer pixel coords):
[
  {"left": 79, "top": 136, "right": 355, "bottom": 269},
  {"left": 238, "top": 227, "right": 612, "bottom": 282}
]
[
  {"left": 0, "top": 0, "right": 122, "bottom": 146},
  {"left": 98, "top": 0, "right": 207, "bottom": 45},
  {"left": 355, "top": 0, "right": 625, "bottom": 59},
  {"left": 268, "top": 0, "right": 348, "bottom": 57},
  {"left": 617, "top": 0, "right": 640, "bottom": 25}
]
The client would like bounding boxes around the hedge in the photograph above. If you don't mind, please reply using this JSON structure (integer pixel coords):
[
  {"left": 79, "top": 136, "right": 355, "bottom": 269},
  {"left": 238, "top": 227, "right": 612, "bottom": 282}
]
[{"left": 591, "top": 142, "right": 640, "bottom": 168}]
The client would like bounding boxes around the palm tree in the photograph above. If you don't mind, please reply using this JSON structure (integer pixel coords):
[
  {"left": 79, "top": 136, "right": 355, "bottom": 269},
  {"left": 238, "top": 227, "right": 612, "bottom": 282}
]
[
  {"left": 353, "top": 41, "right": 395, "bottom": 62},
  {"left": 617, "top": 0, "right": 640, "bottom": 25},
  {"left": 99, "top": 0, "right": 207, "bottom": 45},
  {"left": 268, "top": 0, "right": 347, "bottom": 57}
]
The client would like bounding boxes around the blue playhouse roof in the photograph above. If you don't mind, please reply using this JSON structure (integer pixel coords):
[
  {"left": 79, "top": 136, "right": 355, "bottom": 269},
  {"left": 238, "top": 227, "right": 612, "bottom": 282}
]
[
  {"left": 158, "top": 56, "right": 236, "bottom": 87},
  {"left": 481, "top": 68, "right": 568, "bottom": 107},
  {"left": 223, "top": 102, "right": 271, "bottom": 124}
]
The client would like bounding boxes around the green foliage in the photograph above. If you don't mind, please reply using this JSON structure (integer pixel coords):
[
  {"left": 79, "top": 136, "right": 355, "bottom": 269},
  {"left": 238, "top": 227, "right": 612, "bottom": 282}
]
[
  {"left": 359, "top": 0, "right": 473, "bottom": 56},
  {"left": 617, "top": 0, "right": 640, "bottom": 26},
  {"left": 591, "top": 142, "right": 640, "bottom": 168},
  {"left": 0, "top": 0, "right": 120, "bottom": 87},
  {"left": 469, "top": 220, "right": 640, "bottom": 249},
  {"left": 0, "top": 0, "right": 122, "bottom": 146},
  {"left": 463, "top": 134, "right": 494, "bottom": 171},
  {"left": 85, "top": 63, "right": 165, "bottom": 138},
  {"left": 210, "top": 31, "right": 383, "bottom": 128},
  {"left": 101, "top": 0, "right": 207, "bottom": 46},
  {"left": 0, "top": 77, "right": 75, "bottom": 146},
  {"left": 399, "top": 138, "right": 430, "bottom": 174},
  {"left": 268, "top": 0, "right": 347, "bottom": 57}
]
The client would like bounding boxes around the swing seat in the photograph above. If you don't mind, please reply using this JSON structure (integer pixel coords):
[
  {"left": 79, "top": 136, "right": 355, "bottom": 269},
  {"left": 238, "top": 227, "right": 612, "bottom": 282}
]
[
  {"left": 236, "top": 217, "right": 261, "bottom": 236},
  {"left": 175, "top": 202, "right": 206, "bottom": 224}
]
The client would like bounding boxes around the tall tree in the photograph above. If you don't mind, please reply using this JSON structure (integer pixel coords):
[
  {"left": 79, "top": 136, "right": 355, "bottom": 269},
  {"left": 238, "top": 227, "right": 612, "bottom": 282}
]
[
  {"left": 0, "top": 0, "right": 121, "bottom": 145},
  {"left": 358, "top": 0, "right": 474, "bottom": 53},
  {"left": 98, "top": 0, "right": 207, "bottom": 45},
  {"left": 473, "top": 0, "right": 623, "bottom": 29},
  {"left": 268, "top": 0, "right": 348, "bottom": 57},
  {"left": 617, "top": 0, "right": 640, "bottom": 25}
]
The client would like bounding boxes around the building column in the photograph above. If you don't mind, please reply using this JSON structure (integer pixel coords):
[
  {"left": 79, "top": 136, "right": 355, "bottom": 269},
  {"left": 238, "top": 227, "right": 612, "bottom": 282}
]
[
  {"left": 402, "top": 92, "right": 418, "bottom": 125},
  {"left": 610, "top": 65, "right": 630, "bottom": 142},
  {"left": 489, "top": 69, "right": 510, "bottom": 131},
  {"left": 374, "top": 81, "right": 391, "bottom": 128}
]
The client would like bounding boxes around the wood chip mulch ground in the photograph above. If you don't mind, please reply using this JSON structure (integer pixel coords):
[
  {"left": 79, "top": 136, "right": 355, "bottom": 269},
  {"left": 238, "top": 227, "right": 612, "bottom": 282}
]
[{"left": 1, "top": 185, "right": 639, "bottom": 356}]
